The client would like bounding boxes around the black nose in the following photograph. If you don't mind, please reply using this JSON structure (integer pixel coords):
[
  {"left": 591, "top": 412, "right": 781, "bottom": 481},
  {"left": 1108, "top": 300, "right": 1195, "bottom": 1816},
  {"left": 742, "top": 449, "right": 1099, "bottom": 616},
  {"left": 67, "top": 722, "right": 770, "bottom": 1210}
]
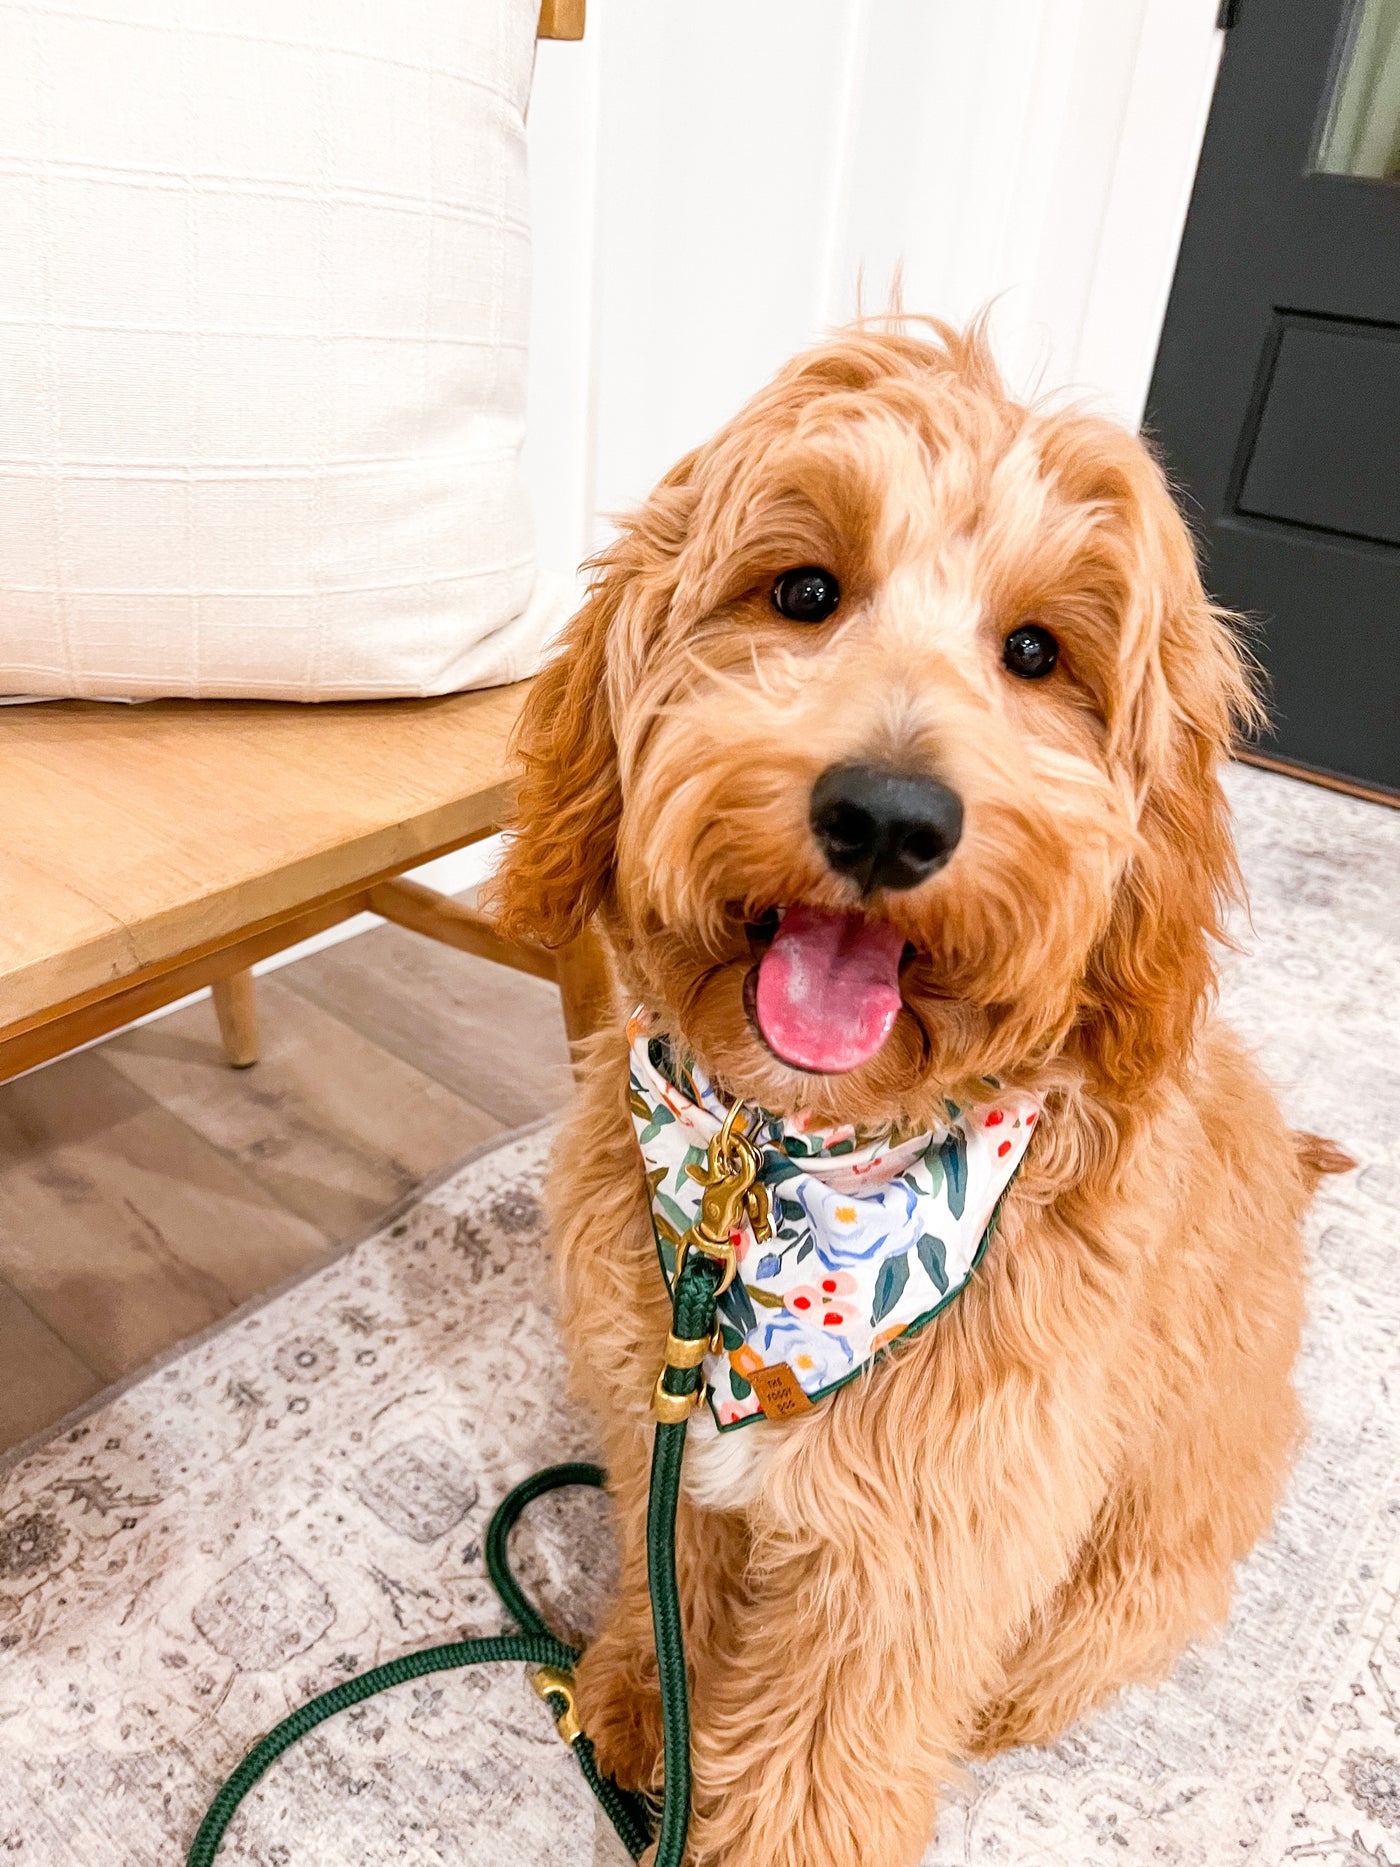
[{"left": 810, "top": 763, "right": 963, "bottom": 893}]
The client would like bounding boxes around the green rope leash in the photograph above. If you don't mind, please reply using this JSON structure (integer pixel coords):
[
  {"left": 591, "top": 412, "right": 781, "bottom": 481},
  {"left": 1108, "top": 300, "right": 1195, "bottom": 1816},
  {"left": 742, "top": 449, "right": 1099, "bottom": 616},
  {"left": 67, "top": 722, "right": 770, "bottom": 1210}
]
[
  {"left": 647, "top": 1251, "right": 726, "bottom": 1867},
  {"left": 185, "top": 1621, "right": 596, "bottom": 1866},
  {"left": 185, "top": 1253, "right": 724, "bottom": 1867}
]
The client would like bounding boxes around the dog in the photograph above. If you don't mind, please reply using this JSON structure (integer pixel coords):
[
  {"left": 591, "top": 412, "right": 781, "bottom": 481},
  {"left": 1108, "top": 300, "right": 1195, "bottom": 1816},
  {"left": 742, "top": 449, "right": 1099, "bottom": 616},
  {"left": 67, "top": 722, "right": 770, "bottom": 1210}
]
[{"left": 489, "top": 320, "right": 1350, "bottom": 1867}]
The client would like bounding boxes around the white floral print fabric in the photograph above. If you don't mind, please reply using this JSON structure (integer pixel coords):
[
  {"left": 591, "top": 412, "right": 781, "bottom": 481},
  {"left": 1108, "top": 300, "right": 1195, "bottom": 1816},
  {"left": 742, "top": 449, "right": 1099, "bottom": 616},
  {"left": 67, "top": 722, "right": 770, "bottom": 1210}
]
[{"left": 628, "top": 1012, "right": 1042, "bottom": 1429}]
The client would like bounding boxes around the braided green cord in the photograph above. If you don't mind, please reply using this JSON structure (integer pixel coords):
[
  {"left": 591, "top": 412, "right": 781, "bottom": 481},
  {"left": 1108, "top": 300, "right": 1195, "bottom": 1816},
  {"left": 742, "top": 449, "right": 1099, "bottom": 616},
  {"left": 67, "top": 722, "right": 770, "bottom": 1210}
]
[
  {"left": 185, "top": 1464, "right": 652, "bottom": 1865},
  {"left": 574, "top": 1732, "right": 656, "bottom": 1860},
  {"left": 649, "top": 1251, "right": 725, "bottom": 1867},
  {"left": 186, "top": 1629, "right": 580, "bottom": 1867},
  {"left": 485, "top": 1458, "right": 607, "bottom": 1636}
]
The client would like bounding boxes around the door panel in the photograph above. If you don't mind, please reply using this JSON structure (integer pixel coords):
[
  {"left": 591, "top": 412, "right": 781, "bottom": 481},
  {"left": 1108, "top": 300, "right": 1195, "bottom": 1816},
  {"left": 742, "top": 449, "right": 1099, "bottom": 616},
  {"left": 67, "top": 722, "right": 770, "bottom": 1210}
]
[
  {"left": 1214, "top": 523, "right": 1398, "bottom": 782},
  {"left": 1234, "top": 316, "right": 1400, "bottom": 548},
  {"left": 1147, "top": 0, "right": 1400, "bottom": 796}
]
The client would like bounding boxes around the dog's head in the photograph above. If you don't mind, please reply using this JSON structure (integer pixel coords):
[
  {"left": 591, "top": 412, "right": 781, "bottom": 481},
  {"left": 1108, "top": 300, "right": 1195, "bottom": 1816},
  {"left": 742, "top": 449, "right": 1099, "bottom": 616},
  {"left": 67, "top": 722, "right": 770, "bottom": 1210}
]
[{"left": 492, "top": 322, "right": 1255, "bottom": 1123}]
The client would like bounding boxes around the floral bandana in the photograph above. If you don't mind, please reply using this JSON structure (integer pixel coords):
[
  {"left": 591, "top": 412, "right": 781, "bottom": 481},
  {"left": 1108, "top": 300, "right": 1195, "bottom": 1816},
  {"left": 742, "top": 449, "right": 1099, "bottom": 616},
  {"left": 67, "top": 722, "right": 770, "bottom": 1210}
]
[{"left": 628, "top": 1010, "right": 1043, "bottom": 1431}]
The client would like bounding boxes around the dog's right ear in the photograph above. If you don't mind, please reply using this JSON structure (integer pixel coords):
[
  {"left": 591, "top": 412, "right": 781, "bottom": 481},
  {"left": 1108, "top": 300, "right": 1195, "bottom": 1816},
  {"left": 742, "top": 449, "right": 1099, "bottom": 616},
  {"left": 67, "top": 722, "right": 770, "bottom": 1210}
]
[
  {"left": 489, "top": 571, "right": 624, "bottom": 948},
  {"left": 490, "top": 456, "right": 698, "bottom": 948}
]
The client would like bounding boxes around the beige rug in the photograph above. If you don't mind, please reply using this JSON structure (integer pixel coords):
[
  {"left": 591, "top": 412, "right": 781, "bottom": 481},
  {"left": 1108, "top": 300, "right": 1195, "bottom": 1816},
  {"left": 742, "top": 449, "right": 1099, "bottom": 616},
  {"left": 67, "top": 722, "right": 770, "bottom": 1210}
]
[{"left": 1, "top": 762, "right": 1397, "bottom": 1867}]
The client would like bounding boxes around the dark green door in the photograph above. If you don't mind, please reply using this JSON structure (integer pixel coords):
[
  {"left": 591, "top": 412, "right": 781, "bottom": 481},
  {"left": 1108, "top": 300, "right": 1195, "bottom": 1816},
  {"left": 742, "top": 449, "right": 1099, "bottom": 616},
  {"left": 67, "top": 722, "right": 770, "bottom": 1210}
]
[{"left": 1147, "top": 0, "right": 1400, "bottom": 797}]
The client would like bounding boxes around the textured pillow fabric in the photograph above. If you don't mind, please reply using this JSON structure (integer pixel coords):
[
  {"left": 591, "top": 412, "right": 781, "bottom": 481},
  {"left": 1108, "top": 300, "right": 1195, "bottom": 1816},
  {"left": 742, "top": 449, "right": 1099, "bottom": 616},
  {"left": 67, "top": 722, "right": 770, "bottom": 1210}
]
[{"left": 0, "top": 0, "right": 570, "bottom": 700}]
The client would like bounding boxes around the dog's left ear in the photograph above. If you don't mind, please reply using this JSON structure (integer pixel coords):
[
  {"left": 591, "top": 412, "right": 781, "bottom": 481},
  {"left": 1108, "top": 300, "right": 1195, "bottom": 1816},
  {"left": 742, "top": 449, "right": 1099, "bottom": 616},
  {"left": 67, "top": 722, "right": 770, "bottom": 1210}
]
[{"left": 1075, "top": 440, "right": 1259, "bottom": 1097}]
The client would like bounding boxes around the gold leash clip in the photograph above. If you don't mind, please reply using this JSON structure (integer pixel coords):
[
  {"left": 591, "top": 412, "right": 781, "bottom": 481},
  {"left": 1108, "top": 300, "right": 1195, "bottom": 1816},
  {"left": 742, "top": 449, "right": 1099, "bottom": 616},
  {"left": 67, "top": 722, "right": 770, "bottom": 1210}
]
[
  {"left": 651, "top": 1099, "right": 764, "bottom": 1422},
  {"left": 674, "top": 1102, "right": 771, "bottom": 1293}
]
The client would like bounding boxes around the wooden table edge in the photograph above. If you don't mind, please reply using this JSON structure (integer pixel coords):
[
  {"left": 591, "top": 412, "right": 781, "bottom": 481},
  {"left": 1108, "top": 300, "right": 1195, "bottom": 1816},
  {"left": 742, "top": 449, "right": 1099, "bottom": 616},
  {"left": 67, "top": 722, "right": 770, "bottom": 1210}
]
[{"left": 0, "top": 783, "right": 516, "bottom": 1033}]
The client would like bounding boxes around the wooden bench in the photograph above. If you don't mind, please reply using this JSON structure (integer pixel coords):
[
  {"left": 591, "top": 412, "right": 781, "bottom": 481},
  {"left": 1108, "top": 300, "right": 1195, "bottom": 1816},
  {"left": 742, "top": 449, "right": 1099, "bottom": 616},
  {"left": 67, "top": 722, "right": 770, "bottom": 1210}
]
[
  {"left": 0, "top": 0, "right": 599, "bottom": 1086},
  {"left": 0, "top": 688, "right": 610, "bottom": 1083}
]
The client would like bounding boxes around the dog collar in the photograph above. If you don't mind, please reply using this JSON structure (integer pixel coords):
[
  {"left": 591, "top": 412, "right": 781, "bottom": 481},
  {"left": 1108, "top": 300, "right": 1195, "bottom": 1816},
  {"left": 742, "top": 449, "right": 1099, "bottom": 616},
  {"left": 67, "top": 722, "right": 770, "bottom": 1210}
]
[{"left": 628, "top": 1010, "right": 1041, "bottom": 1431}]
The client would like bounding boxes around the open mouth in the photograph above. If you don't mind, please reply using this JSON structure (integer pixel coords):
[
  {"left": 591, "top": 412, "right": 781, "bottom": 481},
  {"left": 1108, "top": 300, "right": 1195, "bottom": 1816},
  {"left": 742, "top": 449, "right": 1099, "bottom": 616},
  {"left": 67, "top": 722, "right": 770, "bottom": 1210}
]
[{"left": 741, "top": 904, "right": 910, "bottom": 1075}]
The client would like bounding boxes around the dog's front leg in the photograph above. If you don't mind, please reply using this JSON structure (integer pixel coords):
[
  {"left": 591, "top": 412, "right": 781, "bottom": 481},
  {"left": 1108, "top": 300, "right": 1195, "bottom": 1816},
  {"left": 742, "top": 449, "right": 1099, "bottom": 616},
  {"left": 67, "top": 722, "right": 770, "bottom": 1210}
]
[
  {"left": 574, "top": 1443, "right": 749, "bottom": 1794},
  {"left": 683, "top": 1349, "right": 1116, "bottom": 1867},
  {"left": 683, "top": 1527, "right": 970, "bottom": 1867}
]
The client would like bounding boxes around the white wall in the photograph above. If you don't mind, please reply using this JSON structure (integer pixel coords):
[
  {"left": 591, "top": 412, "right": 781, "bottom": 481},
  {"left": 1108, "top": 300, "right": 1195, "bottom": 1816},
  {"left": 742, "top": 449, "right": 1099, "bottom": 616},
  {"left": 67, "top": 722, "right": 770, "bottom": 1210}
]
[{"left": 523, "top": 0, "right": 1225, "bottom": 579}]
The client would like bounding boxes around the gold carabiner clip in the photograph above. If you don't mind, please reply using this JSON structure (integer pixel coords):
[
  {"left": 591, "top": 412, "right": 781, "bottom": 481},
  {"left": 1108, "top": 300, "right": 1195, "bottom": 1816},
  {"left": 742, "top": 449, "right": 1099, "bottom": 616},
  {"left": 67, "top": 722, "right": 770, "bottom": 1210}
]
[{"left": 674, "top": 1100, "right": 773, "bottom": 1293}]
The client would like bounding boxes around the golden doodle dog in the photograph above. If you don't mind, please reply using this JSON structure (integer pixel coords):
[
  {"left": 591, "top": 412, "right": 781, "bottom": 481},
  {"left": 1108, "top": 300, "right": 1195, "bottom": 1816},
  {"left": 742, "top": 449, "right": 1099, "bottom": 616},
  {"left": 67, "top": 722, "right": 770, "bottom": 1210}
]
[{"left": 490, "top": 320, "right": 1349, "bottom": 1867}]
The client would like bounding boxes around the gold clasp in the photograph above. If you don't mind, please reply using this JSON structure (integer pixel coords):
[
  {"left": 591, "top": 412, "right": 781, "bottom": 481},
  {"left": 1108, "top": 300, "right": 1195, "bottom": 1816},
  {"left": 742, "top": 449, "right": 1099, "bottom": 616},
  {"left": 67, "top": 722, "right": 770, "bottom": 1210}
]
[
  {"left": 652, "top": 1099, "right": 769, "bottom": 1420},
  {"left": 745, "top": 1177, "right": 774, "bottom": 1246},
  {"left": 531, "top": 1665, "right": 582, "bottom": 1746},
  {"left": 677, "top": 1103, "right": 773, "bottom": 1284},
  {"left": 673, "top": 1231, "right": 737, "bottom": 1296},
  {"left": 693, "top": 1105, "right": 759, "bottom": 1247}
]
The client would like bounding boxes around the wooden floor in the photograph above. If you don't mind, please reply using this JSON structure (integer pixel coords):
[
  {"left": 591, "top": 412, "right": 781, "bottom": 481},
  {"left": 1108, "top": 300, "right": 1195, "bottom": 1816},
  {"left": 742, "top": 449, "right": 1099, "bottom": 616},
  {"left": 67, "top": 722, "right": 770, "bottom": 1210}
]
[{"left": 0, "top": 915, "right": 573, "bottom": 1456}]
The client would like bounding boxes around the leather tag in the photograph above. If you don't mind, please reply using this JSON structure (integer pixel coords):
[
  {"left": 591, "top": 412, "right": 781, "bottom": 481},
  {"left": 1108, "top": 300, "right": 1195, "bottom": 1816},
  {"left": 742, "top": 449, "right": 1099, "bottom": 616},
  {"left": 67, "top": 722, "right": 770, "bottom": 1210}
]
[{"left": 747, "top": 1362, "right": 814, "bottom": 1421}]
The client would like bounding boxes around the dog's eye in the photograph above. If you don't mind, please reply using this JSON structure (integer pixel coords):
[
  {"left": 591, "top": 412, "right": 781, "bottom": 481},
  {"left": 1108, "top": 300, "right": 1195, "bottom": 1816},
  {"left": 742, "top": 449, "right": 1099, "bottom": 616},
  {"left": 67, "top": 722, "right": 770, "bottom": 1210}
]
[
  {"left": 771, "top": 566, "right": 841, "bottom": 623},
  {"left": 1003, "top": 624, "right": 1059, "bottom": 680}
]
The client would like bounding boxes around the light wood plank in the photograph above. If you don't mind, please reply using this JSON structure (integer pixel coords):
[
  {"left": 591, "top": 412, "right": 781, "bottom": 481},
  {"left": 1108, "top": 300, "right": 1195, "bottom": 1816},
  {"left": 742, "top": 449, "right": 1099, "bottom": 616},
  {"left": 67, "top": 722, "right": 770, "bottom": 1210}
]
[
  {"left": 0, "top": 892, "right": 370, "bottom": 1075},
  {"left": 1233, "top": 748, "right": 1400, "bottom": 811},
  {"left": 280, "top": 918, "right": 573, "bottom": 1127},
  {"left": 0, "top": 685, "right": 528, "bottom": 1028},
  {"left": 0, "top": 1281, "right": 104, "bottom": 1452},
  {"left": 0, "top": 897, "right": 571, "bottom": 1451},
  {"left": 0, "top": 1052, "right": 332, "bottom": 1379},
  {"left": 103, "top": 975, "right": 504, "bottom": 1236}
]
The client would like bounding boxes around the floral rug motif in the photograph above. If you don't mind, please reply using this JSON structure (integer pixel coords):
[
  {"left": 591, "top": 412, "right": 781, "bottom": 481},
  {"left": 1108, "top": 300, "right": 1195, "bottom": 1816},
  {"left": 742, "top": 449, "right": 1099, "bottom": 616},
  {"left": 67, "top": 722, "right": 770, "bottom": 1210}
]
[{"left": 0, "top": 762, "right": 1397, "bottom": 1866}]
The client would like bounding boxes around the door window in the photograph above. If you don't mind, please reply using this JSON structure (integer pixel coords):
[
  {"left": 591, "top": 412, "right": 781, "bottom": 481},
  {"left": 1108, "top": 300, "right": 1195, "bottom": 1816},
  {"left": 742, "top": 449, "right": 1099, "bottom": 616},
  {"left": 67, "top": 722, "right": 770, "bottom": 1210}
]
[{"left": 1316, "top": 0, "right": 1400, "bottom": 181}]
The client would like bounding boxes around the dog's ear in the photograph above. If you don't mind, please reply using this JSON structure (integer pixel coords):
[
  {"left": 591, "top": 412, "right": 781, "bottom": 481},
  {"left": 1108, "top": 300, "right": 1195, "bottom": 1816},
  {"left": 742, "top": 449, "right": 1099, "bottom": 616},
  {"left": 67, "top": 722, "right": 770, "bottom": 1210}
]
[
  {"left": 1074, "top": 443, "right": 1260, "bottom": 1097},
  {"left": 488, "top": 571, "right": 625, "bottom": 948},
  {"left": 489, "top": 457, "right": 698, "bottom": 948}
]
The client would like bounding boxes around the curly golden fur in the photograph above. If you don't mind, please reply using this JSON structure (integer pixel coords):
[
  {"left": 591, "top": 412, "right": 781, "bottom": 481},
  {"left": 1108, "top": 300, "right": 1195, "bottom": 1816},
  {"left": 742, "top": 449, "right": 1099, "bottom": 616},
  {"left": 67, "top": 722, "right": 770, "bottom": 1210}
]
[{"left": 489, "top": 321, "right": 1348, "bottom": 1866}]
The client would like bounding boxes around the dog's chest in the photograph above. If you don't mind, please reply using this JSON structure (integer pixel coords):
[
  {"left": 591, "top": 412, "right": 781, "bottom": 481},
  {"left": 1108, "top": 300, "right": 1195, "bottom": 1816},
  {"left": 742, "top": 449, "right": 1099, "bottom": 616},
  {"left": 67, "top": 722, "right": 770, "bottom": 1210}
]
[{"left": 681, "top": 1408, "right": 787, "bottom": 1512}]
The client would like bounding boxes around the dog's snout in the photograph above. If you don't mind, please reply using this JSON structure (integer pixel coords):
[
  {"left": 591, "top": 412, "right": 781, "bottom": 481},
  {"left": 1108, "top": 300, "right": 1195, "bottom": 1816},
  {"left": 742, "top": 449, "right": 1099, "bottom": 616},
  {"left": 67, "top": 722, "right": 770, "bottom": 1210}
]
[{"left": 810, "top": 763, "right": 963, "bottom": 894}]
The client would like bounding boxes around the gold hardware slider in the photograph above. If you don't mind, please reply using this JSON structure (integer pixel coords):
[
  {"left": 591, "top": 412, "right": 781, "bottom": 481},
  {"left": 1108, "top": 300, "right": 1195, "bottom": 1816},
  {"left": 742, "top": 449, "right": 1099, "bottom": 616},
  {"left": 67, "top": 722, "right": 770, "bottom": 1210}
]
[
  {"left": 664, "top": 1329, "right": 711, "bottom": 1369},
  {"left": 652, "top": 1370, "right": 703, "bottom": 1424},
  {"left": 651, "top": 1324, "right": 725, "bottom": 1421}
]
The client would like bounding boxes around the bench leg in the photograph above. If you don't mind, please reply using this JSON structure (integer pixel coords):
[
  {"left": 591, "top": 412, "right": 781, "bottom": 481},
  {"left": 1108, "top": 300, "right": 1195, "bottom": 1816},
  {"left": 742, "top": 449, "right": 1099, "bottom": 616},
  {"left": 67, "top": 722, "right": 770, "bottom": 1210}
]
[
  {"left": 212, "top": 969, "right": 259, "bottom": 1068},
  {"left": 554, "top": 926, "right": 613, "bottom": 1070}
]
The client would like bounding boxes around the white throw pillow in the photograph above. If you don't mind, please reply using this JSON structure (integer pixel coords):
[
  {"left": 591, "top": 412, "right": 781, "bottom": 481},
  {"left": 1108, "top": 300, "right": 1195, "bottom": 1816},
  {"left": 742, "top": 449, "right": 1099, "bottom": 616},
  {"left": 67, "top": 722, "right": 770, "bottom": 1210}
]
[{"left": 0, "top": 0, "right": 569, "bottom": 700}]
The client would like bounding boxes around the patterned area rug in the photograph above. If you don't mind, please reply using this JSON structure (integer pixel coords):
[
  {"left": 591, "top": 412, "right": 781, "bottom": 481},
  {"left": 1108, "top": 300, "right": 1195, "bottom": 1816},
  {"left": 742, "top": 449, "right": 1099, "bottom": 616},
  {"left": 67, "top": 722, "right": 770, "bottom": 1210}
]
[{"left": 1, "top": 762, "right": 1397, "bottom": 1867}]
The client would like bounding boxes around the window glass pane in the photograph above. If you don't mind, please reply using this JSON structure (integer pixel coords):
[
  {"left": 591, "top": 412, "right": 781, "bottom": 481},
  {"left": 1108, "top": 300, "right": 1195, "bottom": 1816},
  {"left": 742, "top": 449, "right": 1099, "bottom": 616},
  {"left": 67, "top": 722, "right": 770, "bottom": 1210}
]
[{"left": 1316, "top": 0, "right": 1400, "bottom": 181}]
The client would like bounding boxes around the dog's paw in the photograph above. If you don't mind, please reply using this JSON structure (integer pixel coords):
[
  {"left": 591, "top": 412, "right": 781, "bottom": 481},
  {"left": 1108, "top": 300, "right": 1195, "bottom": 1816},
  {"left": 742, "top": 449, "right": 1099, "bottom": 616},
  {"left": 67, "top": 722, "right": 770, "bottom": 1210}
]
[
  {"left": 964, "top": 1695, "right": 1036, "bottom": 1759},
  {"left": 575, "top": 1638, "right": 664, "bottom": 1793},
  {"left": 967, "top": 1687, "right": 1080, "bottom": 1759}
]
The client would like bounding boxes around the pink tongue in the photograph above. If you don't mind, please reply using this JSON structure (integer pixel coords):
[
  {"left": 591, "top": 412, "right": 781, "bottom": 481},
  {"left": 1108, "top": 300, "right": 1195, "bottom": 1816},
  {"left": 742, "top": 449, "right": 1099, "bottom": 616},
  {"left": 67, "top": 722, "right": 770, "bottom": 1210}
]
[{"left": 754, "top": 906, "right": 905, "bottom": 1073}]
